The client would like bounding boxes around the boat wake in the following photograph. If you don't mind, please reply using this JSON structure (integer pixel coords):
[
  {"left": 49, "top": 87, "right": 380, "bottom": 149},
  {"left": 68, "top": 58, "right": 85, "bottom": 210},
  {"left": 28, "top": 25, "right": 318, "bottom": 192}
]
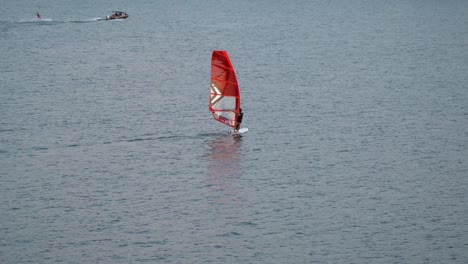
[
  {"left": 15, "top": 11, "right": 131, "bottom": 25},
  {"left": 18, "top": 18, "right": 59, "bottom": 23},
  {"left": 17, "top": 17, "right": 107, "bottom": 25},
  {"left": 70, "top": 18, "right": 104, "bottom": 23}
]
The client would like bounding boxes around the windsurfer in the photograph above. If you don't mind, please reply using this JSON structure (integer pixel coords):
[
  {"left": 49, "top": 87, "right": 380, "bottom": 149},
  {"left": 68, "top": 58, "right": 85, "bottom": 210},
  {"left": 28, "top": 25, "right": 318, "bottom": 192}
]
[
  {"left": 36, "top": 12, "right": 41, "bottom": 19},
  {"left": 234, "top": 108, "right": 243, "bottom": 132}
]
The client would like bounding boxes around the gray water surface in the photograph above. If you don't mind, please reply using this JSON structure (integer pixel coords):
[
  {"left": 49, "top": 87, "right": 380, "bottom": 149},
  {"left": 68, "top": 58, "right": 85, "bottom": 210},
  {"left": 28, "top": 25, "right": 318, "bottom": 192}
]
[{"left": 1, "top": 0, "right": 467, "bottom": 263}]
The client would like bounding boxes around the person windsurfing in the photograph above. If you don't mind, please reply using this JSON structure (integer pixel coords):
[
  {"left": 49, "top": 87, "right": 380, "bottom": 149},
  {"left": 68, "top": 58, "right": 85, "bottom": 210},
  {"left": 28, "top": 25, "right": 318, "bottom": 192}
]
[
  {"left": 234, "top": 108, "right": 244, "bottom": 132},
  {"left": 36, "top": 12, "right": 42, "bottom": 19}
]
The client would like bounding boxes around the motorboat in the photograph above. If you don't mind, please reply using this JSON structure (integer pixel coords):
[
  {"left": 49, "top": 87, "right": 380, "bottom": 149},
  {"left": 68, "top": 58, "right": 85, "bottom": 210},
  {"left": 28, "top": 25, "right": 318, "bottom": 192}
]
[{"left": 106, "top": 11, "right": 129, "bottom": 20}]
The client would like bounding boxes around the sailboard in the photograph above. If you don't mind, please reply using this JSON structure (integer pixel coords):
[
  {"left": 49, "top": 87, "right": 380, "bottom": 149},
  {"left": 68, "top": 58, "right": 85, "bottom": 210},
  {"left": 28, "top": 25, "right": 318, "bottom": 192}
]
[
  {"left": 209, "top": 50, "right": 246, "bottom": 133},
  {"left": 230, "top": 127, "right": 249, "bottom": 135}
]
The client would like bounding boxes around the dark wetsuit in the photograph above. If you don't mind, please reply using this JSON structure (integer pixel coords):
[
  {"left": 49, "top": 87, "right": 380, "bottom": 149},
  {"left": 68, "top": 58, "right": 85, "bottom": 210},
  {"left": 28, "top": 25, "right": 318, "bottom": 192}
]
[
  {"left": 235, "top": 112, "right": 243, "bottom": 130},
  {"left": 237, "top": 112, "right": 243, "bottom": 123}
]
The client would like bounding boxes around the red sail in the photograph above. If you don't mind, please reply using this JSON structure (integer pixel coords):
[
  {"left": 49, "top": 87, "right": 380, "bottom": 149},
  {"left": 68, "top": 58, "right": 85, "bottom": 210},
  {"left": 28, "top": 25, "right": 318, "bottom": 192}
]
[{"left": 209, "top": 50, "right": 240, "bottom": 128}]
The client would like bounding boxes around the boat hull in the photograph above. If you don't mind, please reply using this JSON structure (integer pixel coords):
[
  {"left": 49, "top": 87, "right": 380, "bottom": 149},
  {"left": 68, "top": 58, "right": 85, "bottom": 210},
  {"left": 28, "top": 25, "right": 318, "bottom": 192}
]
[{"left": 106, "top": 13, "right": 129, "bottom": 20}]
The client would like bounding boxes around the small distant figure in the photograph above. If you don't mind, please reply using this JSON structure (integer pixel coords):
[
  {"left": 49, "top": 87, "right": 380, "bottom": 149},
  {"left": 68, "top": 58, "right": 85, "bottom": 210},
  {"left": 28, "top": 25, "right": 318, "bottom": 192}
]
[
  {"left": 234, "top": 108, "right": 244, "bottom": 132},
  {"left": 36, "top": 12, "right": 41, "bottom": 19}
]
